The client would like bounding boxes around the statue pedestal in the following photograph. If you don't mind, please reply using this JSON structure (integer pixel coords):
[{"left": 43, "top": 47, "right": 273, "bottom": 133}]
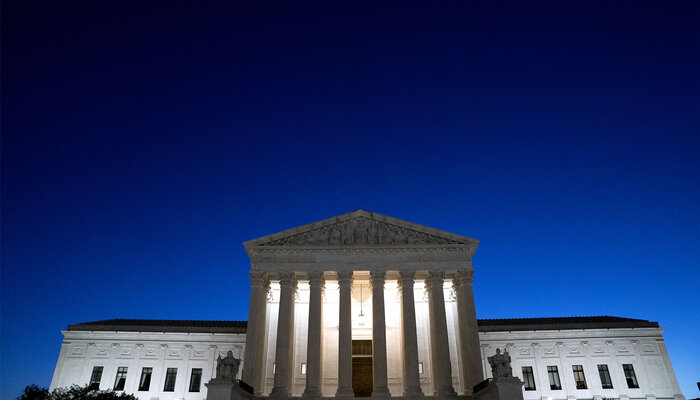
[
  {"left": 473, "top": 377, "right": 524, "bottom": 400},
  {"left": 205, "top": 379, "right": 253, "bottom": 400}
]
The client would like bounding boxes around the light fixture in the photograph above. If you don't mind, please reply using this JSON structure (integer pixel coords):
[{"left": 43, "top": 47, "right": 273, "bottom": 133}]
[{"left": 358, "top": 284, "right": 366, "bottom": 326}]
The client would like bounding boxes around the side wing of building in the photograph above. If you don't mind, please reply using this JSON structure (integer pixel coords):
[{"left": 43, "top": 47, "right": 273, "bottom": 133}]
[
  {"left": 49, "top": 317, "right": 684, "bottom": 400},
  {"left": 49, "top": 320, "right": 247, "bottom": 400},
  {"left": 477, "top": 317, "right": 685, "bottom": 400}
]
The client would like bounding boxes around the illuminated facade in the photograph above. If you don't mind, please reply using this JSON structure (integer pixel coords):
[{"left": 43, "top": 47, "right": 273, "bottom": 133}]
[{"left": 50, "top": 211, "right": 686, "bottom": 400}]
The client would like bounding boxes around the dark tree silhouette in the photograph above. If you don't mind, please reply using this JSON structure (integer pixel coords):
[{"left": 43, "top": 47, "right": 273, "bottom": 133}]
[
  {"left": 18, "top": 385, "right": 48, "bottom": 400},
  {"left": 18, "top": 385, "right": 138, "bottom": 400}
]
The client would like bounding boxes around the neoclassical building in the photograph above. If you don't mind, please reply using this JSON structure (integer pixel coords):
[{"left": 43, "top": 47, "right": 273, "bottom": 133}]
[{"left": 50, "top": 210, "right": 686, "bottom": 400}]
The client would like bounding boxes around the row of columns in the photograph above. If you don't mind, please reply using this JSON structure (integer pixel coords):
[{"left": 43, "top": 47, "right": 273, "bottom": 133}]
[{"left": 242, "top": 270, "right": 482, "bottom": 399}]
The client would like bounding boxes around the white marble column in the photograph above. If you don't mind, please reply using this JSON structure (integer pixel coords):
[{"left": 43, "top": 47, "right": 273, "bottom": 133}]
[
  {"left": 398, "top": 271, "right": 424, "bottom": 399},
  {"left": 303, "top": 272, "right": 325, "bottom": 398},
  {"left": 335, "top": 271, "right": 354, "bottom": 398},
  {"left": 453, "top": 270, "right": 483, "bottom": 392},
  {"left": 241, "top": 271, "right": 269, "bottom": 395},
  {"left": 426, "top": 271, "right": 457, "bottom": 397},
  {"left": 270, "top": 272, "right": 297, "bottom": 400},
  {"left": 370, "top": 270, "right": 391, "bottom": 398}
]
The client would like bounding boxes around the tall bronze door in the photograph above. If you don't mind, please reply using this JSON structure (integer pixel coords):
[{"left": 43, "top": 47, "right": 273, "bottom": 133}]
[
  {"left": 352, "top": 357, "right": 373, "bottom": 397},
  {"left": 352, "top": 340, "right": 373, "bottom": 397}
]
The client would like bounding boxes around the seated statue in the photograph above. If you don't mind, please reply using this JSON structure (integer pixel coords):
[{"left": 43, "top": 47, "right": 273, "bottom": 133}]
[
  {"left": 216, "top": 350, "right": 241, "bottom": 381},
  {"left": 487, "top": 348, "right": 513, "bottom": 378}
]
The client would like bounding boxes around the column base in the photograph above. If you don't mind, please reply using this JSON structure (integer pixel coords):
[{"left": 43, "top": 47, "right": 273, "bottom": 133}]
[
  {"left": 335, "top": 387, "right": 355, "bottom": 398},
  {"left": 268, "top": 387, "right": 290, "bottom": 400},
  {"left": 301, "top": 388, "right": 322, "bottom": 399},
  {"left": 436, "top": 387, "right": 457, "bottom": 398},
  {"left": 404, "top": 390, "right": 425, "bottom": 400},
  {"left": 371, "top": 387, "right": 392, "bottom": 399}
]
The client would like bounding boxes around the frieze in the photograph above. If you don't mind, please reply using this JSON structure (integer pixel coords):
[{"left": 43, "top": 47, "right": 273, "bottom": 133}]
[
  {"left": 260, "top": 217, "right": 462, "bottom": 246},
  {"left": 249, "top": 248, "right": 472, "bottom": 265}
]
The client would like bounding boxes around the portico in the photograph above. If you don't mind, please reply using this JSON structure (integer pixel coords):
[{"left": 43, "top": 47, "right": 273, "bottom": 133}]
[{"left": 240, "top": 210, "right": 483, "bottom": 399}]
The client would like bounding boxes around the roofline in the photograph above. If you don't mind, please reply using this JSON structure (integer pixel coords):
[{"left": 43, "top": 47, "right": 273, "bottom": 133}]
[
  {"left": 243, "top": 209, "right": 479, "bottom": 249},
  {"left": 66, "top": 316, "right": 659, "bottom": 334}
]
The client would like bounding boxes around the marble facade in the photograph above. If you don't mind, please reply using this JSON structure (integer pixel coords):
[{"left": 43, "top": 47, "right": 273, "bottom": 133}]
[
  {"left": 241, "top": 210, "right": 482, "bottom": 399},
  {"left": 49, "top": 210, "right": 686, "bottom": 400}
]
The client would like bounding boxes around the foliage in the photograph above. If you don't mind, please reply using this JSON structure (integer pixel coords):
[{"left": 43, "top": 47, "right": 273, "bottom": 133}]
[
  {"left": 18, "top": 385, "right": 139, "bottom": 400},
  {"left": 18, "top": 385, "right": 48, "bottom": 400}
]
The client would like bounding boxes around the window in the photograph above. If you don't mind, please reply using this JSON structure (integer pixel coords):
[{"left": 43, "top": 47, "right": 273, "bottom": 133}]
[
  {"left": 418, "top": 362, "right": 424, "bottom": 374},
  {"left": 89, "top": 366, "right": 103, "bottom": 390},
  {"left": 301, "top": 363, "right": 307, "bottom": 375},
  {"left": 164, "top": 368, "right": 178, "bottom": 392},
  {"left": 189, "top": 368, "right": 202, "bottom": 392},
  {"left": 547, "top": 366, "right": 562, "bottom": 390},
  {"left": 597, "top": 365, "right": 613, "bottom": 389},
  {"left": 623, "top": 364, "right": 639, "bottom": 388},
  {"left": 113, "top": 367, "right": 128, "bottom": 391},
  {"left": 138, "top": 368, "right": 152, "bottom": 391},
  {"left": 522, "top": 366, "right": 536, "bottom": 391},
  {"left": 572, "top": 365, "right": 587, "bottom": 389}
]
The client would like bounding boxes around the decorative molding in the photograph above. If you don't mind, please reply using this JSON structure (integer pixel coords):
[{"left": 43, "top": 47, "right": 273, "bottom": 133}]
[
  {"left": 248, "top": 247, "right": 473, "bottom": 265},
  {"left": 259, "top": 217, "right": 463, "bottom": 247},
  {"left": 452, "top": 270, "right": 474, "bottom": 288},
  {"left": 337, "top": 271, "right": 354, "bottom": 286},
  {"left": 250, "top": 271, "right": 268, "bottom": 286}
]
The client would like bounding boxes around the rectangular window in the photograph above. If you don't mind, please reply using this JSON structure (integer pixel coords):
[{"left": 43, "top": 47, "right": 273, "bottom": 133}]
[
  {"left": 301, "top": 363, "right": 307, "bottom": 375},
  {"left": 89, "top": 366, "right": 103, "bottom": 390},
  {"left": 572, "top": 365, "right": 587, "bottom": 389},
  {"left": 597, "top": 364, "right": 613, "bottom": 389},
  {"left": 189, "top": 368, "right": 202, "bottom": 392},
  {"left": 164, "top": 368, "right": 178, "bottom": 392},
  {"left": 623, "top": 364, "right": 639, "bottom": 388},
  {"left": 547, "top": 366, "right": 562, "bottom": 390},
  {"left": 138, "top": 367, "right": 152, "bottom": 391},
  {"left": 418, "top": 362, "right": 424, "bottom": 374},
  {"left": 113, "top": 367, "right": 128, "bottom": 391},
  {"left": 522, "top": 366, "right": 536, "bottom": 390}
]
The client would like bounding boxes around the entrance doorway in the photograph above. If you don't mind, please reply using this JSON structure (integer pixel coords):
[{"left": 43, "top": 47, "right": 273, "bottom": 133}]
[{"left": 352, "top": 340, "right": 373, "bottom": 397}]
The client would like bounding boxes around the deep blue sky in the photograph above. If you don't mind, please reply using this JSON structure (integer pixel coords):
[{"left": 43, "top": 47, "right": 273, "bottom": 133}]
[{"left": 2, "top": 1, "right": 698, "bottom": 398}]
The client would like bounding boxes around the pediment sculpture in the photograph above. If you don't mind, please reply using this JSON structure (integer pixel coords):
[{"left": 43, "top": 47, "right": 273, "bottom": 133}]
[{"left": 261, "top": 217, "right": 461, "bottom": 246}]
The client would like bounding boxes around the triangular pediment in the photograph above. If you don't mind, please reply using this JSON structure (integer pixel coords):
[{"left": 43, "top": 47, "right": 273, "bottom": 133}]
[{"left": 244, "top": 210, "right": 478, "bottom": 249}]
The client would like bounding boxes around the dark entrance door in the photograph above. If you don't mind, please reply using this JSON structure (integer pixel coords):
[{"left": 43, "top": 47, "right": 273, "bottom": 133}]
[
  {"left": 352, "top": 357, "right": 373, "bottom": 397},
  {"left": 352, "top": 340, "right": 373, "bottom": 397}
]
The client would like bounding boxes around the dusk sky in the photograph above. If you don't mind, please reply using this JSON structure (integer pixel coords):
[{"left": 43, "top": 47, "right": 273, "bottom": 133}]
[{"left": 2, "top": 1, "right": 698, "bottom": 398}]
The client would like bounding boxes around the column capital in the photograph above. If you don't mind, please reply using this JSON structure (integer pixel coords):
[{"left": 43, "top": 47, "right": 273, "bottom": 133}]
[
  {"left": 249, "top": 271, "right": 268, "bottom": 286},
  {"left": 370, "top": 270, "right": 386, "bottom": 284},
  {"left": 337, "top": 271, "right": 354, "bottom": 286},
  {"left": 424, "top": 271, "right": 445, "bottom": 293},
  {"left": 278, "top": 271, "right": 297, "bottom": 285},
  {"left": 397, "top": 271, "right": 415, "bottom": 293},
  {"left": 308, "top": 271, "right": 325, "bottom": 285},
  {"left": 452, "top": 270, "right": 474, "bottom": 288}
]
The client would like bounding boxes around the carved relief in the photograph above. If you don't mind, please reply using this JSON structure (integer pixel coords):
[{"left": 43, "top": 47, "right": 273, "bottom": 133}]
[
  {"left": 261, "top": 217, "right": 461, "bottom": 246},
  {"left": 143, "top": 347, "right": 158, "bottom": 359},
  {"left": 642, "top": 343, "right": 656, "bottom": 353},
  {"left": 193, "top": 348, "right": 207, "bottom": 359}
]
